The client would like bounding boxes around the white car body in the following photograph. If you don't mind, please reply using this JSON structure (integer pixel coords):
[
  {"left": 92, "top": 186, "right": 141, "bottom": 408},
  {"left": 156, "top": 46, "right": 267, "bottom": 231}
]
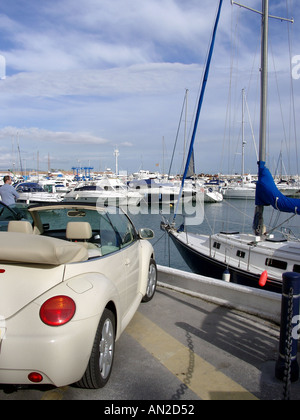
[{"left": 0, "top": 203, "right": 156, "bottom": 388}]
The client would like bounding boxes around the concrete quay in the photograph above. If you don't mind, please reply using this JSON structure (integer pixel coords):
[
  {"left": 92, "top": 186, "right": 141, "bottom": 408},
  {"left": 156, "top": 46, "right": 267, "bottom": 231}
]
[
  {"left": 0, "top": 265, "right": 299, "bottom": 401},
  {"left": 157, "top": 265, "right": 282, "bottom": 324}
]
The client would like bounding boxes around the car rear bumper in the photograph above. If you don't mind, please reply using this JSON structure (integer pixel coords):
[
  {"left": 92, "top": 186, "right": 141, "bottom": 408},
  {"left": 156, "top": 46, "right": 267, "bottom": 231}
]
[{"left": 0, "top": 311, "right": 100, "bottom": 387}]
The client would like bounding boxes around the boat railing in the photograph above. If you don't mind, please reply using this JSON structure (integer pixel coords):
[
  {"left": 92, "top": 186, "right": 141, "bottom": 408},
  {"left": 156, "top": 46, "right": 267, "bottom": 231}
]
[{"left": 281, "top": 227, "right": 300, "bottom": 242}]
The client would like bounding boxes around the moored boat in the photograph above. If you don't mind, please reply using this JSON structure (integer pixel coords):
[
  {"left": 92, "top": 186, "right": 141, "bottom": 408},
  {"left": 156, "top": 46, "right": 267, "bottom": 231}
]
[
  {"left": 15, "top": 182, "right": 63, "bottom": 204},
  {"left": 162, "top": 0, "right": 298, "bottom": 292}
]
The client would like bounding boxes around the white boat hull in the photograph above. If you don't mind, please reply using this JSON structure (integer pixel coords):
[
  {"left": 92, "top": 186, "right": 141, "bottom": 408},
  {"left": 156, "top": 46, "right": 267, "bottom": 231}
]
[
  {"left": 165, "top": 227, "right": 300, "bottom": 292},
  {"left": 223, "top": 187, "right": 256, "bottom": 200}
]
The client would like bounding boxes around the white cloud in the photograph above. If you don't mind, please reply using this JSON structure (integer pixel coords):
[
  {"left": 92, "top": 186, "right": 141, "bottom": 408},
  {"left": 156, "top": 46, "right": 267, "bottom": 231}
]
[
  {"left": 0, "top": 0, "right": 298, "bottom": 174},
  {"left": 0, "top": 62, "right": 202, "bottom": 98},
  {"left": 120, "top": 142, "right": 134, "bottom": 147},
  {"left": 1, "top": 0, "right": 233, "bottom": 74},
  {"left": 0, "top": 127, "right": 109, "bottom": 145}
]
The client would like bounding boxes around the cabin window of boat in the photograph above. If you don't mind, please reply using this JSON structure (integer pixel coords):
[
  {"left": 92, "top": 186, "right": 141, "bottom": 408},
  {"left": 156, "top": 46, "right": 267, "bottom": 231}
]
[
  {"left": 43, "top": 184, "right": 55, "bottom": 193},
  {"left": 213, "top": 242, "right": 221, "bottom": 249},
  {"left": 265, "top": 258, "right": 287, "bottom": 270},
  {"left": 293, "top": 265, "right": 300, "bottom": 274},
  {"left": 236, "top": 250, "right": 246, "bottom": 258},
  {"left": 107, "top": 212, "right": 136, "bottom": 248}
]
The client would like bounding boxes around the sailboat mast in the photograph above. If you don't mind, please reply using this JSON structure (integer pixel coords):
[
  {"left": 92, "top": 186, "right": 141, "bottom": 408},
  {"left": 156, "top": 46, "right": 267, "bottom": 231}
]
[
  {"left": 232, "top": 0, "right": 293, "bottom": 235},
  {"left": 259, "top": 0, "right": 269, "bottom": 163},
  {"left": 241, "top": 88, "right": 245, "bottom": 187},
  {"left": 254, "top": 0, "right": 269, "bottom": 236}
]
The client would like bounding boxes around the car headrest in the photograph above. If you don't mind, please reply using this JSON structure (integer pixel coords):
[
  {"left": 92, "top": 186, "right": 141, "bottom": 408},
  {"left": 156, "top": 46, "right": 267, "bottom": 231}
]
[
  {"left": 8, "top": 220, "right": 33, "bottom": 234},
  {"left": 66, "top": 222, "right": 92, "bottom": 241}
]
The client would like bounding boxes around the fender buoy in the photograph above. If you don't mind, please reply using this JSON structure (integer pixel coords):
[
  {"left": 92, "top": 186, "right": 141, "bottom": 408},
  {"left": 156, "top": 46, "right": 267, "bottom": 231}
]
[
  {"left": 259, "top": 270, "right": 268, "bottom": 287},
  {"left": 222, "top": 268, "right": 230, "bottom": 283}
]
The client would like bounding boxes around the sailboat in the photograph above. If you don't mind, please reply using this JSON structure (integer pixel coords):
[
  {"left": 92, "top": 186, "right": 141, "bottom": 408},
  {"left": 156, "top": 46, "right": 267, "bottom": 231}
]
[
  {"left": 222, "top": 89, "right": 257, "bottom": 200},
  {"left": 162, "top": 0, "right": 298, "bottom": 292}
]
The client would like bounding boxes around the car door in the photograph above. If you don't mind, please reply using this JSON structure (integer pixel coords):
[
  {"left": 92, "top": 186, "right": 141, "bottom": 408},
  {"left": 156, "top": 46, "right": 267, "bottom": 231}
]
[
  {"left": 98, "top": 212, "right": 127, "bottom": 316},
  {"left": 107, "top": 211, "right": 140, "bottom": 311}
]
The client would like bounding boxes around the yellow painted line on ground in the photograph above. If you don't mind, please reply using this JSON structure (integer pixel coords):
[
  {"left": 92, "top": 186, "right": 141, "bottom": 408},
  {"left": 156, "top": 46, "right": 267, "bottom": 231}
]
[{"left": 126, "top": 312, "right": 258, "bottom": 401}]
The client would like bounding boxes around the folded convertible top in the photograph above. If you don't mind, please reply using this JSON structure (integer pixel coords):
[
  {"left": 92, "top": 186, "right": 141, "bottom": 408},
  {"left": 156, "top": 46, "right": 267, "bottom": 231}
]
[{"left": 0, "top": 232, "right": 89, "bottom": 265}]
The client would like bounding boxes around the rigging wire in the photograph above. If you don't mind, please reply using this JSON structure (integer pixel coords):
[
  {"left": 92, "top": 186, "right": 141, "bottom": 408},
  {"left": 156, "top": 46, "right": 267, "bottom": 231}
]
[
  {"left": 285, "top": 0, "right": 299, "bottom": 175},
  {"left": 168, "top": 89, "right": 189, "bottom": 178}
]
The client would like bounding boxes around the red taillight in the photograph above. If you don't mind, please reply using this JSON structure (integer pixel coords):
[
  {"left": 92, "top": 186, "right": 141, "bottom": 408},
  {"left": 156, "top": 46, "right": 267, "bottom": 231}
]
[
  {"left": 0, "top": 269, "right": 5, "bottom": 273},
  {"left": 28, "top": 372, "right": 43, "bottom": 383},
  {"left": 40, "top": 296, "right": 76, "bottom": 326}
]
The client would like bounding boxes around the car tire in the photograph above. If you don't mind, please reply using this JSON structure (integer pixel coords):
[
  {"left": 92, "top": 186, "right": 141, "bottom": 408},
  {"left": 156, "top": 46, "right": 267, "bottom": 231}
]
[
  {"left": 142, "top": 258, "right": 157, "bottom": 303},
  {"left": 76, "top": 308, "right": 115, "bottom": 389}
]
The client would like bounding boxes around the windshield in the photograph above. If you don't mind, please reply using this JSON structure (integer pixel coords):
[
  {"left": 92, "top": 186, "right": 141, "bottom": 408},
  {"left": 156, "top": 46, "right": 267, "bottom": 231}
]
[
  {"left": 16, "top": 183, "right": 45, "bottom": 193},
  {"left": 29, "top": 205, "right": 137, "bottom": 255},
  {"left": 0, "top": 203, "right": 33, "bottom": 231}
]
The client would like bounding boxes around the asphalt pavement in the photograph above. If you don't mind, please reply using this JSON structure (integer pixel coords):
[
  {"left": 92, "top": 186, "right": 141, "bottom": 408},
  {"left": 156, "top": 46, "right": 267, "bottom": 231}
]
[{"left": 1, "top": 285, "right": 300, "bottom": 401}]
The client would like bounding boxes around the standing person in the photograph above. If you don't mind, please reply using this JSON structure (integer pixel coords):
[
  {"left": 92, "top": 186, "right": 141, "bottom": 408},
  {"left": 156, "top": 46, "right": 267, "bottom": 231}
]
[{"left": 0, "top": 176, "right": 19, "bottom": 206}]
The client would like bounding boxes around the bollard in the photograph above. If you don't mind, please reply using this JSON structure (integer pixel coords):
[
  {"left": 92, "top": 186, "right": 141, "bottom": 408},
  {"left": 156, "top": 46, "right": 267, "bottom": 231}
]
[{"left": 275, "top": 272, "right": 300, "bottom": 384}]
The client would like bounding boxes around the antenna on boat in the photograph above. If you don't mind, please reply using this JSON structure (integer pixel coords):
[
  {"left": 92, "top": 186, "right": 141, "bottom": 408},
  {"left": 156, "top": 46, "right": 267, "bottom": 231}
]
[{"left": 114, "top": 146, "right": 119, "bottom": 176}]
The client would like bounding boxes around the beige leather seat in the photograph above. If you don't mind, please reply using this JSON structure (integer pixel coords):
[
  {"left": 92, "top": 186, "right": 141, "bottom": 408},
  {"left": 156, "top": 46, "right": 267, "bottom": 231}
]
[
  {"left": 66, "top": 222, "right": 100, "bottom": 254},
  {"left": 8, "top": 220, "right": 33, "bottom": 234}
]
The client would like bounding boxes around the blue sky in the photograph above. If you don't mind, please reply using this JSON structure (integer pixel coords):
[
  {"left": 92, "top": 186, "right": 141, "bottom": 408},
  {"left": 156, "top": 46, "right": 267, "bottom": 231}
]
[{"left": 0, "top": 0, "right": 299, "bottom": 175}]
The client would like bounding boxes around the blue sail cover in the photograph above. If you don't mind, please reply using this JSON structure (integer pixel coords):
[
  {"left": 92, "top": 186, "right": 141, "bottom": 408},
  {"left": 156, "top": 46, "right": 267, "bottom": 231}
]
[{"left": 255, "top": 161, "right": 300, "bottom": 215}]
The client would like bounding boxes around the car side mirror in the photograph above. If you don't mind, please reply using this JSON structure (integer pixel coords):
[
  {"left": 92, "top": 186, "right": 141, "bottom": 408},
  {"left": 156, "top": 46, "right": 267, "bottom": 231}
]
[{"left": 139, "top": 228, "right": 154, "bottom": 240}]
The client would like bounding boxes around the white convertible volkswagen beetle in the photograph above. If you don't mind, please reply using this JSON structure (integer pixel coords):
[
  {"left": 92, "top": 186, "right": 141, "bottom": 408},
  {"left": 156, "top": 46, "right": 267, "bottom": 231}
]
[{"left": 0, "top": 202, "right": 157, "bottom": 389}]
